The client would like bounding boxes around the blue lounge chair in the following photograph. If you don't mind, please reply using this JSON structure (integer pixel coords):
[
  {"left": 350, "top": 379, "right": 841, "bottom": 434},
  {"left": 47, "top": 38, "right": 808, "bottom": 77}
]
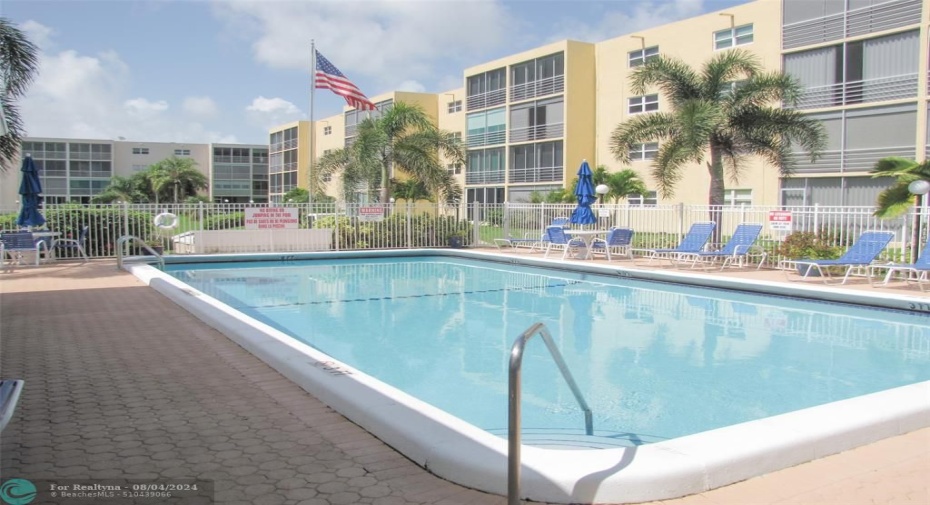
[
  {"left": 869, "top": 236, "right": 930, "bottom": 291},
  {"left": 590, "top": 227, "right": 635, "bottom": 261},
  {"left": 495, "top": 217, "right": 569, "bottom": 251},
  {"left": 676, "top": 223, "right": 765, "bottom": 270},
  {"left": 780, "top": 230, "right": 894, "bottom": 285},
  {"left": 635, "top": 221, "right": 716, "bottom": 263},
  {"left": 543, "top": 226, "right": 586, "bottom": 260},
  {"left": 52, "top": 225, "right": 89, "bottom": 263},
  {"left": 0, "top": 231, "right": 51, "bottom": 267}
]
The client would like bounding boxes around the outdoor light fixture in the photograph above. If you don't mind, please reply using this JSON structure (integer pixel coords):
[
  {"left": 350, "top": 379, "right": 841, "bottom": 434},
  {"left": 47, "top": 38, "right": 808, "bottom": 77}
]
[{"left": 908, "top": 180, "right": 930, "bottom": 262}]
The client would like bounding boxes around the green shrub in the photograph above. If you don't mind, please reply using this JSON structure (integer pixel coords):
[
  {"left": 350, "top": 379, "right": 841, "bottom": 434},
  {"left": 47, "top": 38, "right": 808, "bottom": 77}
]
[
  {"left": 202, "top": 212, "right": 244, "bottom": 230},
  {"left": 44, "top": 205, "right": 154, "bottom": 257},
  {"left": 775, "top": 231, "right": 842, "bottom": 260}
]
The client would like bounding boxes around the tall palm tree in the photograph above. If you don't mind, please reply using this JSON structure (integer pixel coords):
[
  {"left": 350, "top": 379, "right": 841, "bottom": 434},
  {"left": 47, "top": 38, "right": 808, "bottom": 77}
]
[
  {"left": 870, "top": 157, "right": 930, "bottom": 218},
  {"left": 0, "top": 18, "right": 40, "bottom": 172},
  {"left": 148, "top": 156, "right": 208, "bottom": 203},
  {"left": 609, "top": 49, "right": 825, "bottom": 229},
  {"left": 315, "top": 102, "right": 464, "bottom": 204}
]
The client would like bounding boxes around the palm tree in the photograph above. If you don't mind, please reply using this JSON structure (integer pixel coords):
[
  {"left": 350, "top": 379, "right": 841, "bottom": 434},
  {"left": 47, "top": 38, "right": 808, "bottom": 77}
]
[
  {"left": 315, "top": 102, "right": 464, "bottom": 204},
  {"left": 391, "top": 178, "right": 432, "bottom": 202},
  {"left": 609, "top": 49, "right": 825, "bottom": 230},
  {"left": 0, "top": 18, "right": 40, "bottom": 172},
  {"left": 869, "top": 157, "right": 930, "bottom": 218},
  {"left": 148, "top": 156, "right": 208, "bottom": 203},
  {"left": 603, "top": 169, "right": 647, "bottom": 204}
]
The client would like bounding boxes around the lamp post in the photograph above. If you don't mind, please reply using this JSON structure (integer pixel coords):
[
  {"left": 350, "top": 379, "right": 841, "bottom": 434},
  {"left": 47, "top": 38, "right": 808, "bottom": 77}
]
[
  {"left": 908, "top": 179, "right": 930, "bottom": 263},
  {"left": 595, "top": 184, "right": 609, "bottom": 228}
]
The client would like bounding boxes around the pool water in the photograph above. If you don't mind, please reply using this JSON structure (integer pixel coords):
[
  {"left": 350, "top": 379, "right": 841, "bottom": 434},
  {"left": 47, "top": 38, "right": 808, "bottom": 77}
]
[{"left": 168, "top": 256, "right": 930, "bottom": 447}]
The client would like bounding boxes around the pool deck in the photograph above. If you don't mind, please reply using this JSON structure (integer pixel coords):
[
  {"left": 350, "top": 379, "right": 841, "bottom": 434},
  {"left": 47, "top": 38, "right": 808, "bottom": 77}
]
[{"left": 1, "top": 256, "right": 928, "bottom": 505}]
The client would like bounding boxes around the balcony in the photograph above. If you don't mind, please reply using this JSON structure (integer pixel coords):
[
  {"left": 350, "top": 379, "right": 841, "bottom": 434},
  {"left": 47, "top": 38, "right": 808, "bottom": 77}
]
[
  {"left": 787, "top": 145, "right": 914, "bottom": 173},
  {"left": 792, "top": 73, "right": 918, "bottom": 110},
  {"left": 783, "top": 0, "right": 921, "bottom": 49},
  {"left": 465, "top": 170, "right": 506, "bottom": 185},
  {"left": 466, "top": 130, "right": 506, "bottom": 148},
  {"left": 466, "top": 88, "right": 506, "bottom": 111},
  {"left": 509, "top": 123, "right": 564, "bottom": 143},
  {"left": 510, "top": 75, "right": 564, "bottom": 103},
  {"left": 509, "top": 165, "right": 564, "bottom": 184}
]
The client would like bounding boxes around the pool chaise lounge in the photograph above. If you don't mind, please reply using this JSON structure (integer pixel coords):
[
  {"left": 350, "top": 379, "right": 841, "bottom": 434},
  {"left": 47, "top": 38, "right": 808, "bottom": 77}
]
[
  {"left": 780, "top": 230, "right": 895, "bottom": 285},
  {"left": 869, "top": 236, "right": 930, "bottom": 291},
  {"left": 674, "top": 223, "right": 766, "bottom": 270}
]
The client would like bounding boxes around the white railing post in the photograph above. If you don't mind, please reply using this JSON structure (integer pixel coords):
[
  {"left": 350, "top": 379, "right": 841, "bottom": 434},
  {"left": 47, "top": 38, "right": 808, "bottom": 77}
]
[
  {"left": 813, "top": 203, "right": 820, "bottom": 233},
  {"left": 198, "top": 201, "right": 205, "bottom": 232}
]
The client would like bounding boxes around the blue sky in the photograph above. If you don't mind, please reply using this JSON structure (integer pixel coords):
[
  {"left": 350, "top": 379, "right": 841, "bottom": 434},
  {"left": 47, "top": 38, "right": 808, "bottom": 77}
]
[{"left": 3, "top": 0, "right": 747, "bottom": 145}]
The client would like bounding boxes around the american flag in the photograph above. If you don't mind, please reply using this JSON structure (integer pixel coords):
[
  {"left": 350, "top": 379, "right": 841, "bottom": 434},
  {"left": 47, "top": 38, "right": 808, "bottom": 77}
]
[{"left": 314, "top": 50, "right": 376, "bottom": 111}]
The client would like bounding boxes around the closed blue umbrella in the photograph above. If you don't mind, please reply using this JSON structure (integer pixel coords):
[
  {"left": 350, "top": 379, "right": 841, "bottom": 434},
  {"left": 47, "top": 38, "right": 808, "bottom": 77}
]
[
  {"left": 570, "top": 159, "right": 597, "bottom": 225},
  {"left": 16, "top": 155, "right": 46, "bottom": 228}
]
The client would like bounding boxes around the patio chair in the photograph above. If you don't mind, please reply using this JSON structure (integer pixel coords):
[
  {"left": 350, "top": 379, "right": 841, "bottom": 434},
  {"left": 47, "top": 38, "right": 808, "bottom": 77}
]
[
  {"left": 634, "top": 222, "right": 716, "bottom": 263},
  {"left": 0, "top": 231, "right": 51, "bottom": 267},
  {"left": 869, "top": 236, "right": 930, "bottom": 291},
  {"left": 780, "top": 230, "right": 895, "bottom": 285},
  {"left": 589, "top": 227, "right": 635, "bottom": 261},
  {"left": 495, "top": 217, "right": 570, "bottom": 251},
  {"left": 675, "top": 223, "right": 765, "bottom": 270},
  {"left": 52, "top": 225, "right": 89, "bottom": 263},
  {"left": 543, "top": 225, "right": 586, "bottom": 260}
]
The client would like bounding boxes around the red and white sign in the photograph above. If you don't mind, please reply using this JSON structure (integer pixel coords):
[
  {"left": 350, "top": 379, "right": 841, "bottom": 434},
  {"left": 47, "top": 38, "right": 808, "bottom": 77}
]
[
  {"left": 245, "top": 207, "right": 299, "bottom": 229},
  {"left": 768, "top": 210, "right": 792, "bottom": 232},
  {"left": 358, "top": 206, "right": 385, "bottom": 222}
]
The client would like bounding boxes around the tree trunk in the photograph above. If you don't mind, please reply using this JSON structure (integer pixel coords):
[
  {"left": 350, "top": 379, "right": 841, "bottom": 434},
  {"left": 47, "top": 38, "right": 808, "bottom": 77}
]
[
  {"left": 380, "top": 158, "right": 390, "bottom": 204},
  {"left": 707, "top": 145, "right": 726, "bottom": 244}
]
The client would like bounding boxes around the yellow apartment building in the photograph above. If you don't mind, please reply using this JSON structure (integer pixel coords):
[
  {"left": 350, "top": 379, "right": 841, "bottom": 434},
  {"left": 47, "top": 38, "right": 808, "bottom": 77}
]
[{"left": 278, "top": 0, "right": 929, "bottom": 208}]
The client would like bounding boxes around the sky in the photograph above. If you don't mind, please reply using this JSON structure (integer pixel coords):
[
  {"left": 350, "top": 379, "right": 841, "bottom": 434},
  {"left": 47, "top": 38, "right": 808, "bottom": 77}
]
[{"left": 2, "top": 0, "right": 748, "bottom": 146}]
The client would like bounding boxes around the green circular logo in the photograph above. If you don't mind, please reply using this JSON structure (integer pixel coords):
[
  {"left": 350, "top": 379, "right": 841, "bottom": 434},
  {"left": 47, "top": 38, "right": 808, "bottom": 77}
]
[{"left": 0, "top": 479, "right": 36, "bottom": 505}]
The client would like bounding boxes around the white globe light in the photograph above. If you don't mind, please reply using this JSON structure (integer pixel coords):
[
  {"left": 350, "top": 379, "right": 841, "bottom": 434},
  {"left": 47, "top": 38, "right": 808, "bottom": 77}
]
[
  {"left": 908, "top": 179, "right": 930, "bottom": 196},
  {"left": 595, "top": 184, "right": 609, "bottom": 195}
]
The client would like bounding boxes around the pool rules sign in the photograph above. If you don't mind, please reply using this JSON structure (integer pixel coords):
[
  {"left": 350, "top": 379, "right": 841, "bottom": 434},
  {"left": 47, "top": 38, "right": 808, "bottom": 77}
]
[
  {"left": 245, "top": 207, "right": 299, "bottom": 229},
  {"left": 768, "top": 210, "right": 792, "bottom": 232}
]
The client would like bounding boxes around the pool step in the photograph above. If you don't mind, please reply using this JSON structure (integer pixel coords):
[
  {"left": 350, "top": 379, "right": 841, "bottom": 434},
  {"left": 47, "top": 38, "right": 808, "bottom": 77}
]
[{"left": 485, "top": 427, "right": 665, "bottom": 449}]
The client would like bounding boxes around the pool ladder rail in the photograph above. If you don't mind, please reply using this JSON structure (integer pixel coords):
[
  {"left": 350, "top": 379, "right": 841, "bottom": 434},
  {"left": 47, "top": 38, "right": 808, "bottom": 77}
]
[
  {"left": 509, "top": 322, "right": 593, "bottom": 505},
  {"left": 116, "top": 235, "right": 165, "bottom": 271}
]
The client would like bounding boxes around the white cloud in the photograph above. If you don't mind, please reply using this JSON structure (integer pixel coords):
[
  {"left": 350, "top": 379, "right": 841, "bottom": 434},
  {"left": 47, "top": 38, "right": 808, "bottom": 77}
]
[
  {"left": 183, "top": 96, "right": 219, "bottom": 117},
  {"left": 17, "top": 34, "right": 238, "bottom": 144},
  {"left": 18, "top": 20, "right": 54, "bottom": 51},
  {"left": 395, "top": 80, "right": 426, "bottom": 93},
  {"left": 245, "top": 96, "right": 303, "bottom": 131},
  {"left": 212, "top": 0, "right": 516, "bottom": 92}
]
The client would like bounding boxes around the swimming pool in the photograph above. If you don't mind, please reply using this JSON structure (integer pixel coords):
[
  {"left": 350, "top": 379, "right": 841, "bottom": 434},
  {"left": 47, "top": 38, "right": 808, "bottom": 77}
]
[{"left": 128, "top": 250, "right": 930, "bottom": 504}]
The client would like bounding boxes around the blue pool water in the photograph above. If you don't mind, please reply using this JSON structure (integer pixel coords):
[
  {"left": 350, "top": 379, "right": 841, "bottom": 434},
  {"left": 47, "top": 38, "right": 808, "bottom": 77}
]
[{"left": 167, "top": 256, "right": 930, "bottom": 447}]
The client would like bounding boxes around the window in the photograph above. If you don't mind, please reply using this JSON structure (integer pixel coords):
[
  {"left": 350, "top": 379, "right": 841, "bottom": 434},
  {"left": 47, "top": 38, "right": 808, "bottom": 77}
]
[
  {"left": 452, "top": 132, "right": 463, "bottom": 142},
  {"left": 323, "top": 126, "right": 332, "bottom": 135},
  {"left": 628, "top": 46, "right": 659, "bottom": 67},
  {"left": 466, "top": 107, "right": 506, "bottom": 147},
  {"left": 132, "top": 147, "right": 149, "bottom": 155},
  {"left": 715, "top": 24, "right": 753, "bottom": 50},
  {"left": 447, "top": 100, "right": 462, "bottom": 113},
  {"left": 628, "top": 191, "right": 658, "bottom": 206},
  {"left": 174, "top": 149, "right": 190, "bottom": 156},
  {"left": 447, "top": 163, "right": 462, "bottom": 175},
  {"left": 323, "top": 149, "right": 332, "bottom": 156},
  {"left": 628, "top": 94, "right": 659, "bottom": 114},
  {"left": 322, "top": 174, "right": 332, "bottom": 182},
  {"left": 724, "top": 189, "right": 752, "bottom": 206},
  {"left": 131, "top": 164, "right": 148, "bottom": 172},
  {"left": 509, "top": 98, "right": 564, "bottom": 142},
  {"left": 630, "top": 142, "right": 659, "bottom": 161}
]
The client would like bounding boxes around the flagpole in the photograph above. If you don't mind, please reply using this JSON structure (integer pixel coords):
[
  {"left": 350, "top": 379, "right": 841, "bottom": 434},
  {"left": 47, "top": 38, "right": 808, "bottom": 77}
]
[{"left": 308, "top": 39, "right": 315, "bottom": 208}]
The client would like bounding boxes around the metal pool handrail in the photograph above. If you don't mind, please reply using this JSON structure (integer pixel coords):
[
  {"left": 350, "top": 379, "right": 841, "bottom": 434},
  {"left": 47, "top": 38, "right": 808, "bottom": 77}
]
[
  {"left": 509, "top": 322, "right": 593, "bottom": 505},
  {"left": 116, "top": 235, "right": 165, "bottom": 271}
]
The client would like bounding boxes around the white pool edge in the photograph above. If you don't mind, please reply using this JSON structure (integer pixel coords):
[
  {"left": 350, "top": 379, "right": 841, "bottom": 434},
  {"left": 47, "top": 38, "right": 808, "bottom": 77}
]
[{"left": 127, "top": 251, "right": 930, "bottom": 504}]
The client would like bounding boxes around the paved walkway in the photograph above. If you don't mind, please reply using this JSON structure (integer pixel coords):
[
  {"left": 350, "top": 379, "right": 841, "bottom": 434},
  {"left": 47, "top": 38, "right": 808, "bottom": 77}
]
[{"left": 1, "top": 260, "right": 928, "bottom": 505}]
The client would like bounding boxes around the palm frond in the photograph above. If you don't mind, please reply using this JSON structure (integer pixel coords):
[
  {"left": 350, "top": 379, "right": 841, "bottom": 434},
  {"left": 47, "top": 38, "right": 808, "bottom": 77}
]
[
  {"left": 608, "top": 112, "right": 678, "bottom": 162},
  {"left": 651, "top": 137, "right": 695, "bottom": 198},
  {"left": 630, "top": 56, "right": 701, "bottom": 104},
  {"left": 874, "top": 183, "right": 917, "bottom": 218},
  {"left": 701, "top": 49, "right": 760, "bottom": 100}
]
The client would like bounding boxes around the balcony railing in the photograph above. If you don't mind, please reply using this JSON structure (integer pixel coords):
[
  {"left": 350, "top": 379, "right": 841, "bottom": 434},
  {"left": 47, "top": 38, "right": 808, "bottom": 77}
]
[
  {"left": 466, "top": 88, "right": 506, "bottom": 111},
  {"left": 466, "top": 130, "right": 506, "bottom": 148},
  {"left": 510, "top": 75, "right": 564, "bottom": 103},
  {"left": 465, "top": 170, "right": 505, "bottom": 185},
  {"left": 792, "top": 73, "right": 918, "bottom": 109},
  {"left": 783, "top": 0, "right": 921, "bottom": 49},
  {"left": 508, "top": 165, "right": 563, "bottom": 183},
  {"left": 508, "top": 123, "right": 564, "bottom": 143},
  {"left": 787, "top": 145, "right": 915, "bottom": 173}
]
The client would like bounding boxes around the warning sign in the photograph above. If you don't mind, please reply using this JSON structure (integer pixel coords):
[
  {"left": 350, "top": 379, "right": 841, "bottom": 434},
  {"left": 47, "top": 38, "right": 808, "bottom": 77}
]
[
  {"left": 768, "top": 210, "right": 792, "bottom": 232},
  {"left": 245, "top": 207, "right": 299, "bottom": 229},
  {"left": 358, "top": 206, "right": 385, "bottom": 222}
]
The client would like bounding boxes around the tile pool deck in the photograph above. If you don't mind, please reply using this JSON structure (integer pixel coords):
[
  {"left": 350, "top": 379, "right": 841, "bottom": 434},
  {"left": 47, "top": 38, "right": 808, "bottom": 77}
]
[{"left": 1, "top": 257, "right": 928, "bottom": 505}]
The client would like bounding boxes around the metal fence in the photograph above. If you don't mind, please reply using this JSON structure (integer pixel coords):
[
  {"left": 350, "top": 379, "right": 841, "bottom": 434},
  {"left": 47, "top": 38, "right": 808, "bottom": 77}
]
[{"left": 1, "top": 201, "right": 926, "bottom": 266}]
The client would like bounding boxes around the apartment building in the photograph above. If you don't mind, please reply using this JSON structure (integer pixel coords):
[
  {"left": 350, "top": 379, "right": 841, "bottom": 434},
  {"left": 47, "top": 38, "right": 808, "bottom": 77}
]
[
  {"left": 0, "top": 138, "right": 269, "bottom": 205},
  {"left": 292, "top": 0, "right": 930, "bottom": 208}
]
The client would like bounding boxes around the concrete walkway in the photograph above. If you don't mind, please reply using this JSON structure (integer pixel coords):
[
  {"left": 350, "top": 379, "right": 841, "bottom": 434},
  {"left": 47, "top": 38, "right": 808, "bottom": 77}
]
[{"left": 1, "top": 260, "right": 928, "bottom": 505}]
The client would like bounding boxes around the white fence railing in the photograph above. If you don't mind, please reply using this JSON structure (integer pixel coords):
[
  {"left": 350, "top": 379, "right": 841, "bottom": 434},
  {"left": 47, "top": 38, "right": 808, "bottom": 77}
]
[{"left": 2, "top": 202, "right": 926, "bottom": 266}]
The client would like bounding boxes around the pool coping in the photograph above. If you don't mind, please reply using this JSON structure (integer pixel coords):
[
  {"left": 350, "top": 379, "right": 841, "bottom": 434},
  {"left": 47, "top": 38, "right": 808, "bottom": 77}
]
[{"left": 125, "top": 250, "right": 930, "bottom": 504}]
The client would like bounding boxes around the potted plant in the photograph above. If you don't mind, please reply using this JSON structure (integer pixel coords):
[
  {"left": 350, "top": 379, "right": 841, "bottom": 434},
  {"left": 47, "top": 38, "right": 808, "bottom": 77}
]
[{"left": 447, "top": 231, "right": 466, "bottom": 249}]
